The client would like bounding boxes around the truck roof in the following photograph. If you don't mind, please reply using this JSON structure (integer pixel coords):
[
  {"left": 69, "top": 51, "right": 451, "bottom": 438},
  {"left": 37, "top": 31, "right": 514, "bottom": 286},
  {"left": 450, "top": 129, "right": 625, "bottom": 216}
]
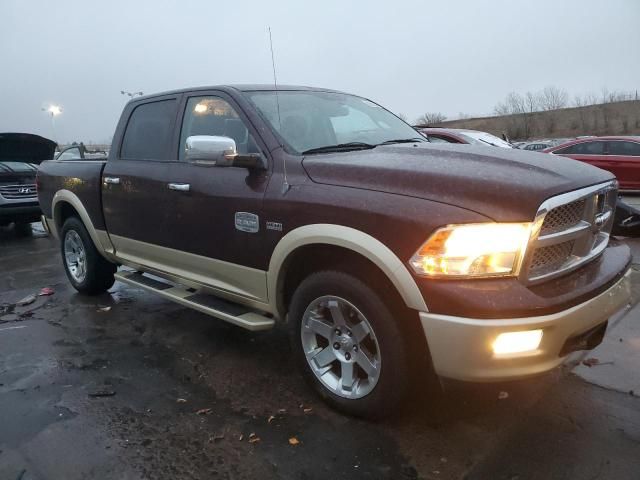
[{"left": 134, "top": 84, "right": 345, "bottom": 101}]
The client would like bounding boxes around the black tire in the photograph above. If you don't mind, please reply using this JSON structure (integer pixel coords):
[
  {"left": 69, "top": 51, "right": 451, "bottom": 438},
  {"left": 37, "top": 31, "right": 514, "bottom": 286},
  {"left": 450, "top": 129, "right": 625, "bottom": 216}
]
[
  {"left": 289, "top": 270, "right": 410, "bottom": 418},
  {"left": 60, "top": 216, "right": 116, "bottom": 294}
]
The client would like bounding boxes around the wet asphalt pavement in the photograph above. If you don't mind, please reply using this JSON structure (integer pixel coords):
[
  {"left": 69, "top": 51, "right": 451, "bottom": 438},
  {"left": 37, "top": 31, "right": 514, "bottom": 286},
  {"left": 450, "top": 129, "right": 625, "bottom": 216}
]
[{"left": 1, "top": 225, "right": 639, "bottom": 480}]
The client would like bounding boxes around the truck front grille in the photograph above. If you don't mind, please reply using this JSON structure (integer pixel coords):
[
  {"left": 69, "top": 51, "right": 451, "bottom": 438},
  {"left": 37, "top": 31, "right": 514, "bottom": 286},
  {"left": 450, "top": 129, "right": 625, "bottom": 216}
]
[
  {"left": 0, "top": 184, "right": 37, "bottom": 199},
  {"left": 521, "top": 182, "right": 617, "bottom": 284}
]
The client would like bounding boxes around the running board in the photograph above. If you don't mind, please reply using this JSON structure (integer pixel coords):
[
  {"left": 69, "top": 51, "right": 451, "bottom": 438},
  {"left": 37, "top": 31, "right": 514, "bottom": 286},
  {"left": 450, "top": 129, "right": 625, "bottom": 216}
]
[{"left": 114, "top": 271, "right": 275, "bottom": 331}]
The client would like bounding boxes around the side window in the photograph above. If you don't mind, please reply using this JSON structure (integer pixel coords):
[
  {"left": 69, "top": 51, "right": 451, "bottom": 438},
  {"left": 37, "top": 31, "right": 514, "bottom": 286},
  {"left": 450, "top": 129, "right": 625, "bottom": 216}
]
[
  {"left": 554, "top": 145, "right": 575, "bottom": 154},
  {"left": 608, "top": 141, "right": 640, "bottom": 156},
  {"left": 57, "top": 147, "right": 81, "bottom": 160},
  {"left": 572, "top": 141, "right": 605, "bottom": 155},
  {"left": 179, "top": 96, "right": 259, "bottom": 159},
  {"left": 120, "top": 100, "right": 176, "bottom": 161}
]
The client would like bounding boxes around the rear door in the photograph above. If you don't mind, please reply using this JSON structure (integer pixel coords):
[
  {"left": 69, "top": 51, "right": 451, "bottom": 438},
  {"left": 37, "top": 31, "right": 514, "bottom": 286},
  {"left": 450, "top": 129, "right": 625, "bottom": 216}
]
[
  {"left": 606, "top": 140, "right": 640, "bottom": 190},
  {"left": 101, "top": 95, "right": 182, "bottom": 264}
]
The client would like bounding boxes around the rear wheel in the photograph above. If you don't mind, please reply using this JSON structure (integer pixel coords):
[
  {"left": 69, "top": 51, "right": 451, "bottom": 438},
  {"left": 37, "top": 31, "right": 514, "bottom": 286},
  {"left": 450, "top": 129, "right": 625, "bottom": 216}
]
[
  {"left": 289, "top": 270, "right": 410, "bottom": 418},
  {"left": 60, "top": 216, "right": 116, "bottom": 294}
]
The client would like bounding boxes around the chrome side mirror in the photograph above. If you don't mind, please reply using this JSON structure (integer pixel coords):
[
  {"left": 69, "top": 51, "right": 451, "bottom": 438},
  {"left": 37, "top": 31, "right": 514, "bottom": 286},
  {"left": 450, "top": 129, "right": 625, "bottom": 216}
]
[{"left": 185, "top": 135, "right": 237, "bottom": 166}]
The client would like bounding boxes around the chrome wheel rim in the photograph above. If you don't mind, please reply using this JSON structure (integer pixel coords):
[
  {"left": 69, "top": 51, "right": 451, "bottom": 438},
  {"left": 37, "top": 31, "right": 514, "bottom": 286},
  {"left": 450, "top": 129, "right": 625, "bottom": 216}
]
[
  {"left": 301, "top": 295, "right": 381, "bottom": 399},
  {"left": 64, "top": 230, "right": 87, "bottom": 283}
]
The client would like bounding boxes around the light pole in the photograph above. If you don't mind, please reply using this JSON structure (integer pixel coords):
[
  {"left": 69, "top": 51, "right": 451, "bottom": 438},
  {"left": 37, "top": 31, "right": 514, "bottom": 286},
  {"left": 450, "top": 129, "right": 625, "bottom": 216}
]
[
  {"left": 120, "top": 90, "right": 144, "bottom": 102},
  {"left": 42, "top": 105, "right": 62, "bottom": 143}
]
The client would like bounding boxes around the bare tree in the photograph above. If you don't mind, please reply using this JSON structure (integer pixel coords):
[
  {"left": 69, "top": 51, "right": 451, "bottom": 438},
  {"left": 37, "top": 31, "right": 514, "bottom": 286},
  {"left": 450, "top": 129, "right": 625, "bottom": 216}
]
[
  {"left": 538, "top": 86, "right": 568, "bottom": 133},
  {"left": 415, "top": 112, "right": 447, "bottom": 125},
  {"left": 539, "top": 86, "right": 568, "bottom": 111},
  {"left": 494, "top": 92, "right": 533, "bottom": 138}
]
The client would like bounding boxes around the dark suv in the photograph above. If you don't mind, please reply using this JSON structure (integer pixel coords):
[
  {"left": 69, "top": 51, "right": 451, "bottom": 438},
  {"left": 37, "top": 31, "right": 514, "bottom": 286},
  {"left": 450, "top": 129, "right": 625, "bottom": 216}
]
[{"left": 0, "top": 133, "right": 56, "bottom": 232}]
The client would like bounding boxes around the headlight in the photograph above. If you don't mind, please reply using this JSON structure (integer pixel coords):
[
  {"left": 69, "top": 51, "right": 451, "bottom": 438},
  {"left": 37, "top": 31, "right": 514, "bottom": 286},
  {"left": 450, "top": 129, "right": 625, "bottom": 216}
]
[{"left": 409, "top": 223, "right": 532, "bottom": 278}]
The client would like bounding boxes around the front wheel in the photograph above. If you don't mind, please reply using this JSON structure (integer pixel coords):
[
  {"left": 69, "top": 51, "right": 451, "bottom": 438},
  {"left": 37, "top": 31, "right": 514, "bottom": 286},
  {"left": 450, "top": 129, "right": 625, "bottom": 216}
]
[
  {"left": 60, "top": 217, "right": 116, "bottom": 294},
  {"left": 289, "top": 271, "right": 410, "bottom": 418}
]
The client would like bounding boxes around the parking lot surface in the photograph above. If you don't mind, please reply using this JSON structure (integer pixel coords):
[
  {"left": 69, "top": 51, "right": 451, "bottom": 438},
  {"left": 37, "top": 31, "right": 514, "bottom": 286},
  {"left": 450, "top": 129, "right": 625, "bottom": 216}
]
[{"left": 1, "top": 225, "right": 639, "bottom": 480}]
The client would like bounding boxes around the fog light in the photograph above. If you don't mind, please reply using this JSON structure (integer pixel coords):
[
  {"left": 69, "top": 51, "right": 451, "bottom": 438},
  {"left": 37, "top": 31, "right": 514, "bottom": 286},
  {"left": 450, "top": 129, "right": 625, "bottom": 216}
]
[{"left": 492, "top": 330, "right": 543, "bottom": 355}]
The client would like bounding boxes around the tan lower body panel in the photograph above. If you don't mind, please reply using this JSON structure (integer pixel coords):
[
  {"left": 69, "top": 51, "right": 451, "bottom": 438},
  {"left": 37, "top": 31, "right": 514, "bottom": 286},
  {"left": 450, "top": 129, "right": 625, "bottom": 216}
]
[
  {"left": 109, "top": 234, "right": 268, "bottom": 305},
  {"left": 419, "top": 270, "right": 631, "bottom": 382}
]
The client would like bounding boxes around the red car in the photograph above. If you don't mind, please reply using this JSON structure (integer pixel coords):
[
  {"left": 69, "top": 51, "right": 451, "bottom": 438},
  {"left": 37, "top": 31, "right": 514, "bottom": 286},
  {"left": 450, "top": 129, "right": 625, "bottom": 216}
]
[{"left": 544, "top": 136, "right": 640, "bottom": 191}]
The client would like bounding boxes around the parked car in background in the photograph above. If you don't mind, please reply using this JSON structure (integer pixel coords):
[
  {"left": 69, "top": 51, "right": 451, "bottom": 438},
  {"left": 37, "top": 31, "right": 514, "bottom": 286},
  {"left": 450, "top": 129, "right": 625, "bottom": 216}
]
[
  {"left": 418, "top": 128, "right": 513, "bottom": 148},
  {"left": 37, "top": 85, "right": 631, "bottom": 418},
  {"left": 0, "top": 132, "right": 56, "bottom": 233},
  {"left": 519, "top": 141, "right": 555, "bottom": 152},
  {"left": 544, "top": 136, "right": 640, "bottom": 191}
]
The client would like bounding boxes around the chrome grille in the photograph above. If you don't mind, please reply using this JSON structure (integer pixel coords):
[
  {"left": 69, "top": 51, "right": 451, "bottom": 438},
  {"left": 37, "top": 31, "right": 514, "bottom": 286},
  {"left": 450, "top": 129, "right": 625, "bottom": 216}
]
[
  {"left": 0, "top": 184, "right": 37, "bottom": 199},
  {"left": 539, "top": 199, "right": 586, "bottom": 235},
  {"left": 522, "top": 182, "right": 617, "bottom": 283},
  {"left": 529, "top": 240, "right": 575, "bottom": 277}
]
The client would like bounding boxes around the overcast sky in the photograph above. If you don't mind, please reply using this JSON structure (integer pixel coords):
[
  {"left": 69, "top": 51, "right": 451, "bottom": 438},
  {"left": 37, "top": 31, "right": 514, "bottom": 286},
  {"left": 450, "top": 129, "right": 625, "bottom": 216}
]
[{"left": 1, "top": 0, "right": 639, "bottom": 144}]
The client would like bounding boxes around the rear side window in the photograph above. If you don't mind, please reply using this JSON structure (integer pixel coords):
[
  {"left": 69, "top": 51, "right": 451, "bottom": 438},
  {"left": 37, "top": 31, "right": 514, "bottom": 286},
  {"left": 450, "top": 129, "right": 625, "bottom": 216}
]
[
  {"left": 608, "top": 141, "right": 640, "bottom": 156},
  {"left": 121, "top": 100, "right": 176, "bottom": 160}
]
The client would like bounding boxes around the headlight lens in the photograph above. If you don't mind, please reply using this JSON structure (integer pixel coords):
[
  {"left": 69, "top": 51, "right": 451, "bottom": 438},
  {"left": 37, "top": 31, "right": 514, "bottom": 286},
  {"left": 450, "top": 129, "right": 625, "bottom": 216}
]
[{"left": 409, "top": 223, "right": 532, "bottom": 278}]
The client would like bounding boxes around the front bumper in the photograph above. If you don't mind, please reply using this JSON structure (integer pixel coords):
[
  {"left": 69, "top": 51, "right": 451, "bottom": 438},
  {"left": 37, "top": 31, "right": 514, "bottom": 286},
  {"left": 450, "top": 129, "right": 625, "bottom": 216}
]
[
  {"left": 0, "top": 203, "right": 41, "bottom": 223},
  {"left": 419, "top": 270, "right": 631, "bottom": 382}
]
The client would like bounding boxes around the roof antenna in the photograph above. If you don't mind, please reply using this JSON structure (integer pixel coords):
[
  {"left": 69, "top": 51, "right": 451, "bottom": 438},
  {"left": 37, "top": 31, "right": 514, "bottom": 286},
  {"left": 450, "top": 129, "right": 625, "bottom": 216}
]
[{"left": 269, "top": 26, "right": 290, "bottom": 194}]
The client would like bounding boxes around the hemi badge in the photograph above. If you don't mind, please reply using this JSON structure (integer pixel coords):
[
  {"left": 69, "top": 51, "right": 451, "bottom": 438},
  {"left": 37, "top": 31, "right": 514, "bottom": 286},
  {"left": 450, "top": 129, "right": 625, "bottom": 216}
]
[
  {"left": 235, "top": 212, "right": 259, "bottom": 233},
  {"left": 266, "top": 221, "right": 283, "bottom": 232}
]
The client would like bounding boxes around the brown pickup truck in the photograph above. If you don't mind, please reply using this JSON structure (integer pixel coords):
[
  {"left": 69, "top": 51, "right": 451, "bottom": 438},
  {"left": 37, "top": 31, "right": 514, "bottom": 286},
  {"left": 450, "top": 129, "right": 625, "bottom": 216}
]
[{"left": 37, "top": 85, "right": 631, "bottom": 418}]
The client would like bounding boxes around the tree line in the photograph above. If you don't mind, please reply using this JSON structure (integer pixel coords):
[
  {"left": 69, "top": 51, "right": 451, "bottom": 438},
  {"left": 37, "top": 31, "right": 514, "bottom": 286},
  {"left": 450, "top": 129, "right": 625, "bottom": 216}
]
[{"left": 414, "top": 86, "right": 639, "bottom": 140}]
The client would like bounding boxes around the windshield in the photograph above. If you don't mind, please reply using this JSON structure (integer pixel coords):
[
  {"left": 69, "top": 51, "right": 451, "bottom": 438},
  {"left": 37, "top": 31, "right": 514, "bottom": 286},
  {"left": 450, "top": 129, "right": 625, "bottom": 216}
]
[{"left": 245, "top": 90, "right": 424, "bottom": 154}]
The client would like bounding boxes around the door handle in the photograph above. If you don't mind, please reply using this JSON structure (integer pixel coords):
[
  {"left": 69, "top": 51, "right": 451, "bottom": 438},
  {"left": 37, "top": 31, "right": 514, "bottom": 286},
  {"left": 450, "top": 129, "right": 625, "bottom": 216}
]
[
  {"left": 168, "top": 183, "right": 190, "bottom": 192},
  {"left": 104, "top": 177, "right": 120, "bottom": 185}
]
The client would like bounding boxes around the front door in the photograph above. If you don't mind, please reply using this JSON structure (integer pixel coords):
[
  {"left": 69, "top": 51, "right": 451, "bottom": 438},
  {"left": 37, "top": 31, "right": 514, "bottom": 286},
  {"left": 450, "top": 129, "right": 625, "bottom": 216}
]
[{"left": 148, "top": 92, "right": 272, "bottom": 301}]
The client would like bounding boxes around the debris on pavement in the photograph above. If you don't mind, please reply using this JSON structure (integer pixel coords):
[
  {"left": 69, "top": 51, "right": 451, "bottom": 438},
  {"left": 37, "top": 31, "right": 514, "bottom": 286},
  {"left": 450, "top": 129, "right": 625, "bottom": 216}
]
[
  {"left": 16, "top": 294, "right": 37, "bottom": 306},
  {"left": 39, "top": 287, "right": 55, "bottom": 296},
  {"left": 498, "top": 391, "right": 509, "bottom": 400},
  {"left": 97, "top": 306, "right": 112, "bottom": 312},
  {"left": 289, "top": 437, "right": 300, "bottom": 446},
  {"left": 267, "top": 415, "right": 276, "bottom": 424},
  {"left": 88, "top": 389, "right": 116, "bottom": 398},
  {"left": 210, "top": 432, "right": 225, "bottom": 443},
  {"left": 248, "top": 433, "right": 260, "bottom": 444},
  {"left": 176, "top": 398, "right": 187, "bottom": 403},
  {"left": 196, "top": 408, "right": 213, "bottom": 415},
  {"left": 303, "top": 407, "right": 313, "bottom": 414},
  {"left": 581, "top": 357, "right": 614, "bottom": 367}
]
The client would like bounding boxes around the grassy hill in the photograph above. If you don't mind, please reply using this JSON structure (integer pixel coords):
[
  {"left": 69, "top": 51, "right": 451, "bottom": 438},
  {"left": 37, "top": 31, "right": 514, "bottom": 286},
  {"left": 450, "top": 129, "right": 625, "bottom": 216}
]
[{"left": 429, "top": 100, "right": 640, "bottom": 141}]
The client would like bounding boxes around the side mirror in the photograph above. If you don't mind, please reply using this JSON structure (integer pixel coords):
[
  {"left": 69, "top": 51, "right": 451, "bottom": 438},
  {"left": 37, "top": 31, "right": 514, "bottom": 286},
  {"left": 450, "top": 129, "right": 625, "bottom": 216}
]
[{"left": 185, "top": 135, "right": 237, "bottom": 166}]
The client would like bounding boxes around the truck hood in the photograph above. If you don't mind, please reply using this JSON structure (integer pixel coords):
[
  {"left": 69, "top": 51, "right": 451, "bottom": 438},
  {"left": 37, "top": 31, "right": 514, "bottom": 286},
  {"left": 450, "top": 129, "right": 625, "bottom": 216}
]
[
  {"left": 302, "top": 143, "right": 615, "bottom": 221},
  {"left": 0, "top": 133, "right": 56, "bottom": 167}
]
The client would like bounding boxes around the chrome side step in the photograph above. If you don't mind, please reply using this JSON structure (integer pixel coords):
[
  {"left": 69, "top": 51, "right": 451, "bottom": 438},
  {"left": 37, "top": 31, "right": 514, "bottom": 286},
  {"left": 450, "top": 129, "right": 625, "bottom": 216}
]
[{"left": 114, "top": 271, "right": 275, "bottom": 331}]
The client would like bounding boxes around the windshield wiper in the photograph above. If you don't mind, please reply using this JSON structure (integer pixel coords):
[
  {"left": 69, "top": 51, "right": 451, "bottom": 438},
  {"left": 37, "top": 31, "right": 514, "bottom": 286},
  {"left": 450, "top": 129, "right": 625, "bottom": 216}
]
[
  {"left": 477, "top": 138, "right": 499, "bottom": 147},
  {"left": 379, "top": 138, "right": 426, "bottom": 145},
  {"left": 301, "top": 142, "right": 376, "bottom": 155}
]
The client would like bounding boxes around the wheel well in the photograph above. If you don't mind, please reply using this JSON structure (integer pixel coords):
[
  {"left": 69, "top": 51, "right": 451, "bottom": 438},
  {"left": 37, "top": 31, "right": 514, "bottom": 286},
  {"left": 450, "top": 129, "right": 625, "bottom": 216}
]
[
  {"left": 278, "top": 244, "right": 408, "bottom": 320},
  {"left": 277, "top": 244, "right": 434, "bottom": 377},
  {"left": 54, "top": 201, "right": 80, "bottom": 230}
]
